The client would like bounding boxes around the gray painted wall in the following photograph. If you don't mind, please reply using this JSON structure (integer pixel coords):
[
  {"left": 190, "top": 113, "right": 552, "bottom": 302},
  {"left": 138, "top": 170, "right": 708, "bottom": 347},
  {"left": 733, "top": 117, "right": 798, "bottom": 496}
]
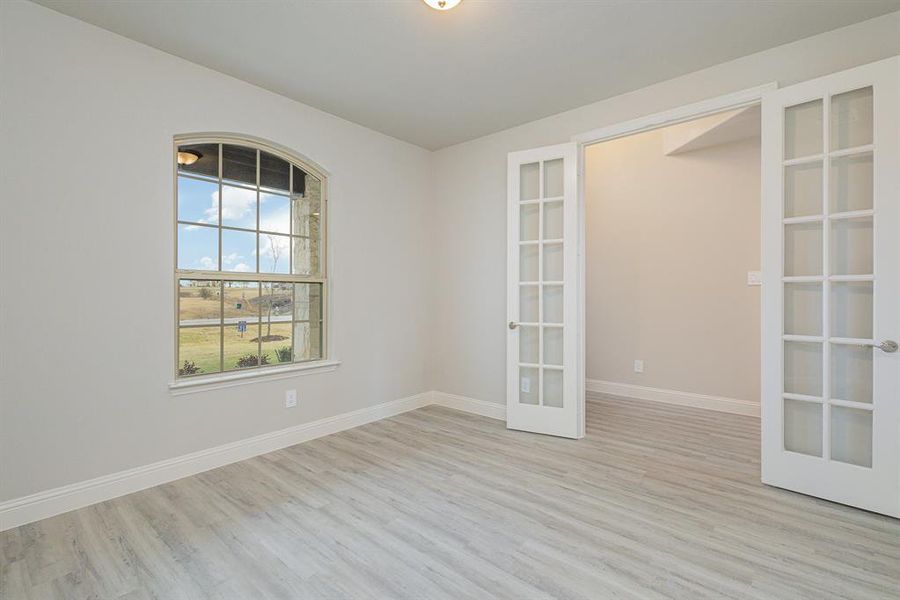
[
  {"left": 0, "top": 1, "right": 434, "bottom": 501},
  {"left": 430, "top": 12, "right": 900, "bottom": 406}
]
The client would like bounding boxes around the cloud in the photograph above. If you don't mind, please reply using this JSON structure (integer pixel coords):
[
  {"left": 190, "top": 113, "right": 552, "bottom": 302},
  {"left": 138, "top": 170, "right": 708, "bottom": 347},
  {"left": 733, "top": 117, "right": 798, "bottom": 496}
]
[
  {"left": 198, "top": 256, "right": 216, "bottom": 270},
  {"left": 259, "top": 200, "right": 291, "bottom": 234},
  {"left": 221, "top": 252, "right": 252, "bottom": 273},
  {"left": 201, "top": 186, "right": 257, "bottom": 225}
]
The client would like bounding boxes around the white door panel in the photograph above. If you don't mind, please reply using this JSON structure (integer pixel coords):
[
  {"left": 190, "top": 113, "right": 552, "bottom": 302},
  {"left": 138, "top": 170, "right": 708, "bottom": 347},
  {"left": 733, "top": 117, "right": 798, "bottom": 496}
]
[
  {"left": 507, "top": 143, "right": 582, "bottom": 438},
  {"left": 761, "top": 57, "right": 900, "bottom": 517}
]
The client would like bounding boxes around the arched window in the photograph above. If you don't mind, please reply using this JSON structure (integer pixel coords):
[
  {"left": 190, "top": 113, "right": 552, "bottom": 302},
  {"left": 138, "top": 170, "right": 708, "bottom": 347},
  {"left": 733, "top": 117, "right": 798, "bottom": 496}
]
[{"left": 174, "top": 135, "right": 326, "bottom": 378}]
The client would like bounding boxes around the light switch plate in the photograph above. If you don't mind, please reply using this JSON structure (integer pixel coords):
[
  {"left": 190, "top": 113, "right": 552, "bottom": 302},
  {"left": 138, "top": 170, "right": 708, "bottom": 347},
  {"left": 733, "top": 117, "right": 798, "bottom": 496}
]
[
  {"left": 747, "top": 271, "right": 762, "bottom": 286},
  {"left": 285, "top": 389, "right": 297, "bottom": 408},
  {"left": 634, "top": 359, "right": 644, "bottom": 373}
]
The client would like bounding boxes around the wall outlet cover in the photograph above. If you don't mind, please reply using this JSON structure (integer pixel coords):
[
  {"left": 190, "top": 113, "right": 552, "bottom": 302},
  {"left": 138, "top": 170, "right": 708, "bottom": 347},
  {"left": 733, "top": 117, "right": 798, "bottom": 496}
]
[
  {"left": 285, "top": 389, "right": 298, "bottom": 408},
  {"left": 747, "top": 270, "right": 762, "bottom": 286},
  {"left": 633, "top": 359, "right": 644, "bottom": 373}
]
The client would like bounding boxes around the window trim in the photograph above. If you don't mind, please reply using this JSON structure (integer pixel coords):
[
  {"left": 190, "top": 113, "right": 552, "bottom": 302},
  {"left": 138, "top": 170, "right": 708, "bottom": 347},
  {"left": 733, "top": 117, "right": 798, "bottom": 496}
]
[
  {"left": 168, "top": 359, "right": 342, "bottom": 395},
  {"left": 172, "top": 133, "right": 331, "bottom": 383}
]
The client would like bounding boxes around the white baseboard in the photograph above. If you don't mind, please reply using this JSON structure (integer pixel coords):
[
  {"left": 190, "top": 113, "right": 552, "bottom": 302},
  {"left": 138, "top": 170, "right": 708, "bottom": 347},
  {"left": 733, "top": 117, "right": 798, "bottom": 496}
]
[
  {"left": 430, "top": 391, "right": 506, "bottom": 420},
  {"left": 586, "top": 379, "right": 759, "bottom": 417},
  {"left": 0, "top": 392, "right": 432, "bottom": 531},
  {"left": 14, "top": 384, "right": 755, "bottom": 531}
]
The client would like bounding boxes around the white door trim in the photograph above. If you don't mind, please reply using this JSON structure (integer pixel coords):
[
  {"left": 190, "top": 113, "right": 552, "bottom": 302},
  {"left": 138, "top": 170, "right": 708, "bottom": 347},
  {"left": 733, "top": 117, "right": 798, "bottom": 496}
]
[
  {"left": 572, "top": 83, "right": 777, "bottom": 146},
  {"left": 570, "top": 83, "right": 776, "bottom": 438}
]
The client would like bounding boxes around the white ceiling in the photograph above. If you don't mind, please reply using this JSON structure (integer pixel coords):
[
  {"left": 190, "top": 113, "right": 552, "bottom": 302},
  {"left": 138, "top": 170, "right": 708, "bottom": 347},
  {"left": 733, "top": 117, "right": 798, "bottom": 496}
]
[{"left": 34, "top": 0, "right": 900, "bottom": 150}]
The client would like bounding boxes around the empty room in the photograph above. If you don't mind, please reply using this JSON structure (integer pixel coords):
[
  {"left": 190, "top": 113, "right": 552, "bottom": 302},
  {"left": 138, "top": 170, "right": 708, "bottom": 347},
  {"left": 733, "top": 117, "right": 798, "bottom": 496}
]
[{"left": 1, "top": 1, "right": 899, "bottom": 599}]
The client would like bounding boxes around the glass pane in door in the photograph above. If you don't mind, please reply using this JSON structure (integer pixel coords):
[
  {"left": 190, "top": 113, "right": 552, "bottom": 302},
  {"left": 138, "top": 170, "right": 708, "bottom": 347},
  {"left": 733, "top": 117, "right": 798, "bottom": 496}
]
[
  {"left": 784, "top": 399, "right": 823, "bottom": 457},
  {"left": 830, "top": 153, "right": 873, "bottom": 213},
  {"left": 519, "top": 326, "right": 539, "bottom": 364},
  {"left": 784, "top": 223, "right": 822, "bottom": 276},
  {"left": 543, "top": 159, "right": 564, "bottom": 198},
  {"left": 784, "top": 162, "right": 823, "bottom": 217},
  {"left": 784, "top": 341, "right": 822, "bottom": 397},
  {"left": 520, "top": 163, "right": 540, "bottom": 200},
  {"left": 543, "top": 200, "right": 563, "bottom": 239},
  {"left": 784, "top": 283, "right": 822, "bottom": 336},
  {"left": 543, "top": 369, "right": 563, "bottom": 408},
  {"left": 830, "top": 282, "right": 873, "bottom": 339},
  {"left": 830, "top": 217, "right": 873, "bottom": 276},
  {"left": 520, "top": 245, "right": 539, "bottom": 282},
  {"left": 520, "top": 204, "right": 540, "bottom": 241},
  {"left": 520, "top": 285, "right": 539, "bottom": 323},
  {"left": 785, "top": 100, "right": 823, "bottom": 159},
  {"left": 543, "top": 285, "right": 563, "bottom": 324},
  {"left": 830, "top": 345, "right": 872, "bottom": 404},
  {"left": 830, "top": 87, "right": 873, "bottom": 151},
  {"left": 543, "top": 327, "right": 563, "bottom": 366},
  {"left": 543, "top": 243, "right": 563, "bottom": 281},
  {"left": 831, "top": 407, "right": 872, "bottom": 467}
]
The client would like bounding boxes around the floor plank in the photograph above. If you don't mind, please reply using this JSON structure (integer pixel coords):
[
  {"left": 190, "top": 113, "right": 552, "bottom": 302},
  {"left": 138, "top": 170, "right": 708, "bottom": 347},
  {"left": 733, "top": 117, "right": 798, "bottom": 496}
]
[{"left": 2, "top": 395, "right": 898, "bottom": 599}]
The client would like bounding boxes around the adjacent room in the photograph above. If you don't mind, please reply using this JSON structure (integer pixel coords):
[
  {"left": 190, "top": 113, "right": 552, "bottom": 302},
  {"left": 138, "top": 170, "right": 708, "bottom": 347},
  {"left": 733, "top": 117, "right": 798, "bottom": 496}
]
[
  {"left": 2, "top": 1, "right": 899, "bottom": 599},
  {"left": 584, "top": 107, "right": 762, "bottom": 415}
]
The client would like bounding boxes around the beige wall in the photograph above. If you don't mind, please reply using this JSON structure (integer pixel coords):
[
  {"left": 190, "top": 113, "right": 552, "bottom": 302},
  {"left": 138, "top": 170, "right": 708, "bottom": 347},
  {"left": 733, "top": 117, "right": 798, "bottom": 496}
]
[
  {"left": 585, "top": 124, "right": 760, "bottom": 402},
  {"left": 430, "top": 12, "right": 900, "bottom": 406}
]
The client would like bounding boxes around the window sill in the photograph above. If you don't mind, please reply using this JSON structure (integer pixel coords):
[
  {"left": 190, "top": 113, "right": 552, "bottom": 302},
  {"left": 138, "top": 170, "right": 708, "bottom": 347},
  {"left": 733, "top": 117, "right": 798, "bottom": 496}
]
[{"left": 168, "top": 360, "right": 341, "bottom": 396}]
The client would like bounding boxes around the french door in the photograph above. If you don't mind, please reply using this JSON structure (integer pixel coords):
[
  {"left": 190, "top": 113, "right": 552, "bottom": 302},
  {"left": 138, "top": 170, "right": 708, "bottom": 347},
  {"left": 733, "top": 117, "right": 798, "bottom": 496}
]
[
  {"left": 761, "top": 57, "right": 900, "bottom": 517},
  {"left": 506, "top": 143, "right": 582, "bottom": 439}
]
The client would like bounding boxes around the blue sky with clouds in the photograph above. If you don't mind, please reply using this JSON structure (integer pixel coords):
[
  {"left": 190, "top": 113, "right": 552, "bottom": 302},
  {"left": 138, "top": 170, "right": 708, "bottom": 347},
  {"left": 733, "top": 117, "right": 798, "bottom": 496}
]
[{"left": 177, "top": 176, "right": 293, "bottom": 273}]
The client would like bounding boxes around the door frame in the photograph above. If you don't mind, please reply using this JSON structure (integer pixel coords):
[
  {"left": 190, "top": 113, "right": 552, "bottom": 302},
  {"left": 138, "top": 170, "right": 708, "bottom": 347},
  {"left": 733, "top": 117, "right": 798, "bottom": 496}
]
[{"left": 568, "top": 83, "right": 777, "bottom": 435}]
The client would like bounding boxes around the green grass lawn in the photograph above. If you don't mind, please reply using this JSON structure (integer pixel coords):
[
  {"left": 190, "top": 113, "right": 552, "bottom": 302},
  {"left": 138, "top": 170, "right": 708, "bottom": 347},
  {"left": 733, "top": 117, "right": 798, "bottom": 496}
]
[{"left": 179, "top": 322, "right": 293, "bottom": 375}]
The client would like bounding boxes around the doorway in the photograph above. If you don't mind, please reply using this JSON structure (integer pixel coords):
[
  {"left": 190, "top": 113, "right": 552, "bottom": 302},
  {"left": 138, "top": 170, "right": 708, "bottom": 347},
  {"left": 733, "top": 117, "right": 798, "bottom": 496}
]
[{"left": 582, "top": 106, "right": 762, "bottom": 414}]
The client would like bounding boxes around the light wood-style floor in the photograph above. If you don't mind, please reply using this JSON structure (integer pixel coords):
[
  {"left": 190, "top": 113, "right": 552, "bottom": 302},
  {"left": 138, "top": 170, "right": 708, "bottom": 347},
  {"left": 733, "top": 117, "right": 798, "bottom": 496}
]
[{"left": 2, "top": 395, "right": 899, "bottom": 599}]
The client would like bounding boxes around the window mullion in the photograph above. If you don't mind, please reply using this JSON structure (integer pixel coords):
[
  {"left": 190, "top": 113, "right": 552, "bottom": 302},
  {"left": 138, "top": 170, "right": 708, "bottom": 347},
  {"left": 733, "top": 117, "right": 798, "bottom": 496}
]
[
  {"left": 218, "top": 143, "right": 223, "bottom": 270},
  {"left": 219, "top": 280, "right": 224, "bottom": 373},
  {"left": 289, "top": 165, "right": 294, "bottom": 276},
  {"left": 174, "top": 270, "right": 322, "bottom": 284},
  {"left": 256, "top": 148, "right": 261, "bottom": 275}
]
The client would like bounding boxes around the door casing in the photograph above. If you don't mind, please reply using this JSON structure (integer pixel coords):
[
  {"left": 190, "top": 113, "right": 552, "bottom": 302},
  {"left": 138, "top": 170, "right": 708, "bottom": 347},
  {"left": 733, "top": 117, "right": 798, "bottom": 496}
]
[{"left": 568, "top": 83, "right": 777, "bottom": 435}]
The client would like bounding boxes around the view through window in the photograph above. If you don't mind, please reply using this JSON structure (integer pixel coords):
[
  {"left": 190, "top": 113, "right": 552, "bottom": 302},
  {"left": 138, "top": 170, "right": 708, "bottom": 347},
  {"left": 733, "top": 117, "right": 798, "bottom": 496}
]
[{"left": 175, "top": 139, "right": 325, "bottom": 377}]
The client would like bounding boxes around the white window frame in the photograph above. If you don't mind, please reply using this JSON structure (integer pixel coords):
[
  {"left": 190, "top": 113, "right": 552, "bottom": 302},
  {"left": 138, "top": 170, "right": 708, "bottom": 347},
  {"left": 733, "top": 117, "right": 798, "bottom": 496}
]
[{"left": 170, "top": 133, "right": 336, "bottom": 391}]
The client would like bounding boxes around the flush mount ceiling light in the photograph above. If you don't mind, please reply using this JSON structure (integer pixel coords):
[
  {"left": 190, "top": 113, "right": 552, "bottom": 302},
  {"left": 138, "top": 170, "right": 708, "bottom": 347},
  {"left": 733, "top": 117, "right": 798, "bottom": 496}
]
[
  {"left": 423, "top": 0, "right": 462, "bottom": 10},
  {"left": 177, "top": 150, "right": 201, "bottom": 165}
]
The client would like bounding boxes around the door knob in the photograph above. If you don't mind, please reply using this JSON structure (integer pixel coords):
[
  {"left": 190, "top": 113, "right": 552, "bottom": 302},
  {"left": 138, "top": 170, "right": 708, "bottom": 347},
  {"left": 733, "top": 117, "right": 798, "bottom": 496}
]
[
  {"left": 858, "top": 339, "right": 899, "bottom": 353},
  {"left": 873, "top": 340, "right": 899, "bottom": 353},
  {"left": 508, "top": 321, "right": 519, "bottom": 330}
]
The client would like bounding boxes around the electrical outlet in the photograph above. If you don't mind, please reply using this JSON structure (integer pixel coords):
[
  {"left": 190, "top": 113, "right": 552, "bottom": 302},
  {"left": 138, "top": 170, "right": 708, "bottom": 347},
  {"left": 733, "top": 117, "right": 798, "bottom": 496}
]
[
  {"left": 634, "top": 360, "right": 644, "bottom": 373},
  {"left": 285, "top": 389, "right": 297, "bottom": 408},
  {"left": 521, "top": 377, "right": 531, "bottom": 393}
]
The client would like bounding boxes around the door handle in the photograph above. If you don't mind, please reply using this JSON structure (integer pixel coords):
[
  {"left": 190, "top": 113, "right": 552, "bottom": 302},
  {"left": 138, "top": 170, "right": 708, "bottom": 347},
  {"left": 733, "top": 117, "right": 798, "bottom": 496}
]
[
  {"left": 871, "top": 340, "right": 899, "bottom": 353},
  {"left": 856, "top": 339, "right": 899, "bottom": 353},
  {"left": 508, "top": 321, "right": 519, "bottom": 330}
]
